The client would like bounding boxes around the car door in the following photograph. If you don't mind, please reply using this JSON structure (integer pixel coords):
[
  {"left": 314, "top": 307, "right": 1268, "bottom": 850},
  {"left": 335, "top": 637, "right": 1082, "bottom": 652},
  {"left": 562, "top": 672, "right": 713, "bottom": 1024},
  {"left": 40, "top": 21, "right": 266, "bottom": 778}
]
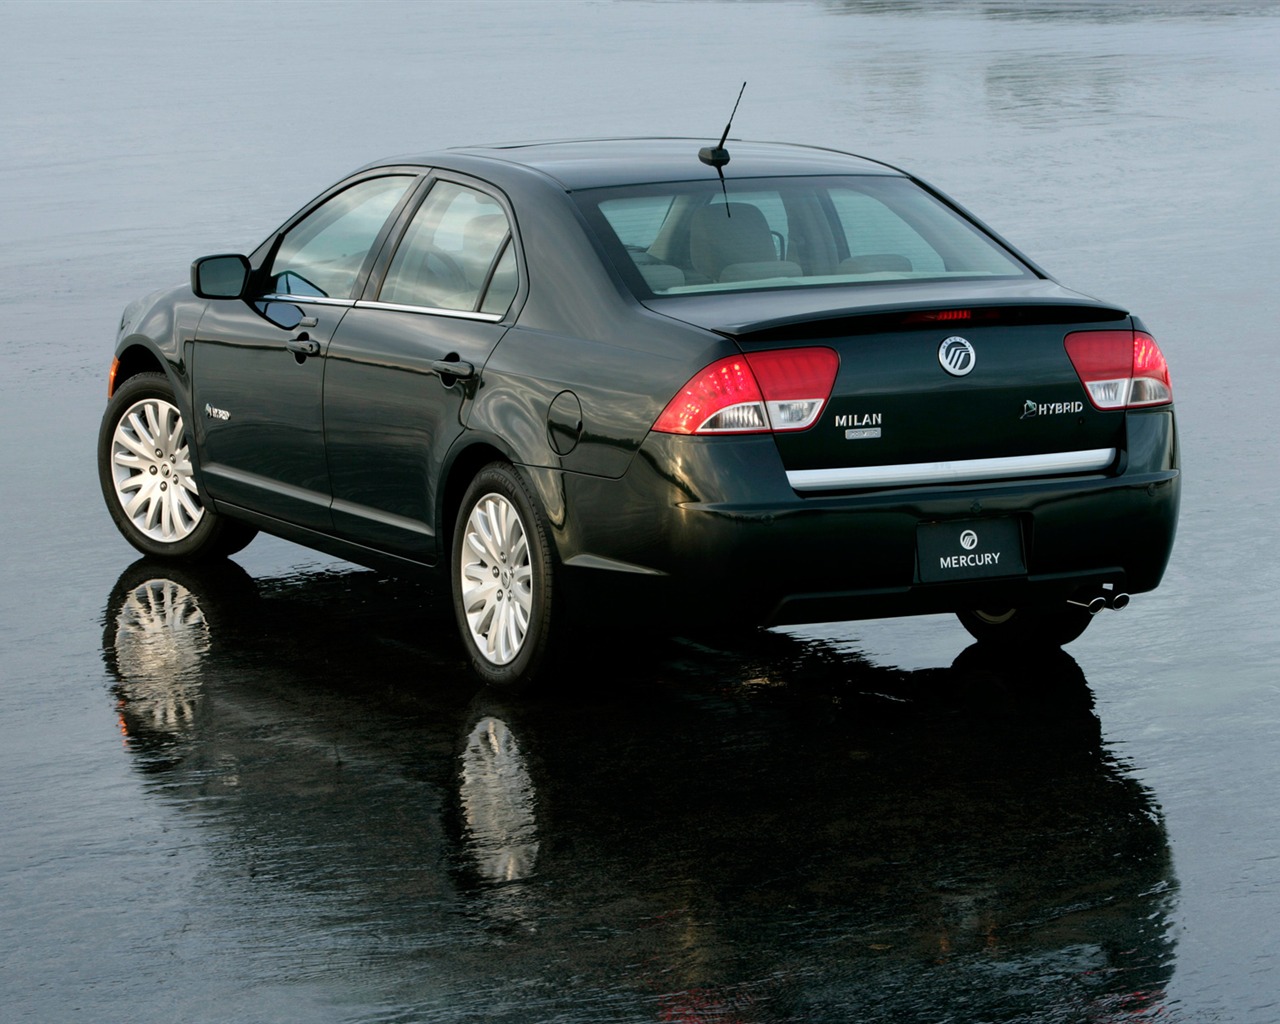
[
  {"left": 192, "top": 174, "right": 417, "bottom": 530},
  {"left": 323, "top": 177, "right": 521, "bottom": 561}
]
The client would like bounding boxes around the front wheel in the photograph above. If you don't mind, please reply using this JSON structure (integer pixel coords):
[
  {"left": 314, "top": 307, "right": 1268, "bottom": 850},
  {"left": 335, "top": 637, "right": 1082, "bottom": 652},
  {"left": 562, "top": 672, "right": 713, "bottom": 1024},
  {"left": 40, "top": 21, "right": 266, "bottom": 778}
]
[
  {"left": 956, "top": 604, "right": 1094, "bottom": 648},
  {"left": 452, "top": 463, "right": 558, "bottom": 690},
  {"left": 98, "top": 372, "right": 257, "bottom": 560}
]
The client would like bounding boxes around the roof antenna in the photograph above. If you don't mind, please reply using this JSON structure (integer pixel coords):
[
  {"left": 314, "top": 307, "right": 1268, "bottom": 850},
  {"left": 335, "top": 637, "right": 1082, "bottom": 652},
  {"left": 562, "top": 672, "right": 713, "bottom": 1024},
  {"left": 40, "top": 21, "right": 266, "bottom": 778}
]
[{"left": 699, "top": 81, "right": 746, "bottom": 215}]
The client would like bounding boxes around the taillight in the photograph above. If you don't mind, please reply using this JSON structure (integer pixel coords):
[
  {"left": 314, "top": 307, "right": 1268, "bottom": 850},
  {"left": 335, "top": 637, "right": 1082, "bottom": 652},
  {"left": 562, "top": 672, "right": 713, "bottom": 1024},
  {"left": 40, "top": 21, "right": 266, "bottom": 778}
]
[
  {"left": 653, "top": 347, "right": 839, "bottom": 435},
  {"left": 1064, "top": 330, "right": 1172, "bottom": 410}
]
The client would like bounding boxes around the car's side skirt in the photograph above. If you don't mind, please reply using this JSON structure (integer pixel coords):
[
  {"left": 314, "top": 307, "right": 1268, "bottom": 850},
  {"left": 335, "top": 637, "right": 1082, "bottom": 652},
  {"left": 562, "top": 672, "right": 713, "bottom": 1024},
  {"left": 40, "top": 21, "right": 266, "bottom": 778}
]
[{"left": 208, "top": 500, "right": 440, "bottom": 578}]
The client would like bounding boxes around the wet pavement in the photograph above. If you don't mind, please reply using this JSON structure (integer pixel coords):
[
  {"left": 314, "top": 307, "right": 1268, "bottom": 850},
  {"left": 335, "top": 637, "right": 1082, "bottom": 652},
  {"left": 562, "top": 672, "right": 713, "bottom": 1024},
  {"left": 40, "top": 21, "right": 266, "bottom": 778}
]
[
  {"left": 3, "top": 2, "right": 1279, "bottom": 1021},
  {"left": 91, "top": 560, "right": 1173, "bottom": 1022}
]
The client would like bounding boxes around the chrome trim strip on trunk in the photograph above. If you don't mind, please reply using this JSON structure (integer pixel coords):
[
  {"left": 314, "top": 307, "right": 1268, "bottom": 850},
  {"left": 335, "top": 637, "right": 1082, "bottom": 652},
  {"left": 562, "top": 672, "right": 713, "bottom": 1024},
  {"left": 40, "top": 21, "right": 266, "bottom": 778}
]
[{"left": 786, "top": 448, "right": 1117, "bottom": 492}]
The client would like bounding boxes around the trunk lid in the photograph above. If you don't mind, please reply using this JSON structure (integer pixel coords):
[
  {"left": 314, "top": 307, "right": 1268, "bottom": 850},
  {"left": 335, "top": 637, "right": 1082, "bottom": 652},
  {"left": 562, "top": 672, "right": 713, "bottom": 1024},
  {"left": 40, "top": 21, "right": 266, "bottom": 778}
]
[{"left": 648, "top": 284, "right": 1131, "bottom": 489}]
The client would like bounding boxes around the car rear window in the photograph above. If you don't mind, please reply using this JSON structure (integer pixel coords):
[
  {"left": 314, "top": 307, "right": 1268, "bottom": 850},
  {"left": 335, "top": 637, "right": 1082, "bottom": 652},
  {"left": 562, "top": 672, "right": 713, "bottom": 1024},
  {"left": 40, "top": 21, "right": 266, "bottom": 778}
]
[{"left": 577, "top": 175, "right": 1031, "bottom": 297}]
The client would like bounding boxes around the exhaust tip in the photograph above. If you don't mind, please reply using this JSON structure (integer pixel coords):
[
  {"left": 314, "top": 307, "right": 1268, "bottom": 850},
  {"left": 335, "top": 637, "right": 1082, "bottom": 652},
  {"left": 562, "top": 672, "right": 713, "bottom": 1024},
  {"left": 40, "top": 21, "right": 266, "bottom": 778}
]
[
  {"left": 1109, "top": 592, "right": 1130, "bottom": 611},
  {"left": 1069, "top": 595, "right": 1108, "bottom": 615}
]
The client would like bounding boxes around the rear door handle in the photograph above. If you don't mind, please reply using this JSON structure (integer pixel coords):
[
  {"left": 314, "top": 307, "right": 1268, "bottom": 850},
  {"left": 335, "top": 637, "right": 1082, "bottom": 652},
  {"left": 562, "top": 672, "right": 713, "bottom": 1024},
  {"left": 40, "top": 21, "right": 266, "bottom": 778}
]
[{"left": 287, "top": 336, "right": 321, "bottom": 356}]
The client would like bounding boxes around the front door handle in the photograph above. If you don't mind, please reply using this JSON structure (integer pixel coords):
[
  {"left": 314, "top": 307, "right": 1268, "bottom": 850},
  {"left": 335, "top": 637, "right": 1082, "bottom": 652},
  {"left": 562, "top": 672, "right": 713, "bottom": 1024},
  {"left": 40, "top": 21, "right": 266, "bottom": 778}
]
[
  {"left": 430, "top": 358, "right": 475, "bottom": 381},
  {"left": 287, "top": 336, "right": 321, "bottom": 357}
]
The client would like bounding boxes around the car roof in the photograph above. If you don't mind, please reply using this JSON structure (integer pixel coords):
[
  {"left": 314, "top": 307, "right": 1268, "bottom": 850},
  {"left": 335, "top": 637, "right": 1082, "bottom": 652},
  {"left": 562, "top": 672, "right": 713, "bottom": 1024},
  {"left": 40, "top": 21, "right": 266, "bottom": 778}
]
[{"left": 367, "top": 138, "right": 906, "bottom": 190}]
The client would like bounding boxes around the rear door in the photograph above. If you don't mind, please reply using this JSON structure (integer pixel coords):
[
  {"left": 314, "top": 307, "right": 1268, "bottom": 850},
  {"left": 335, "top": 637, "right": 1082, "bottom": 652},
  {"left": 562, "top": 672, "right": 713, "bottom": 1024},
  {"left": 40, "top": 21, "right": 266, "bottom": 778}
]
[{"left": 323, "top": 176, "right": 521, "bottom": 561}]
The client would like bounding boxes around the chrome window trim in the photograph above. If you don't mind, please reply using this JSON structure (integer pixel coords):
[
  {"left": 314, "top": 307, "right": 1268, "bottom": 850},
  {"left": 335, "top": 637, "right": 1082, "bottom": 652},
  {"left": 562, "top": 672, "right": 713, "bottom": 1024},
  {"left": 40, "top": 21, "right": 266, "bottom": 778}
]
[
  {"left": 786, "top": 448, "right": 1117, "bottom": 492},
  {"left": 353, "top": 300, "right": 504, "bottom": 322},
  {"left": 260, "top": 294, "right": 355, "bottom": 308}
]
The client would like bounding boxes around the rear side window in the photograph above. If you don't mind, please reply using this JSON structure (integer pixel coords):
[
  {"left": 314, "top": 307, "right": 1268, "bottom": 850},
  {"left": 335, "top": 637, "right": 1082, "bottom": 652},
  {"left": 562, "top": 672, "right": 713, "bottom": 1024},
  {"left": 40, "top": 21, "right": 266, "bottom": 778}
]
[
  {"left": 581, "top": 175, "right": 1031, "bottom": 296},
  {"left": 379, "top": 181, "right": 515, "bottom": 314}
]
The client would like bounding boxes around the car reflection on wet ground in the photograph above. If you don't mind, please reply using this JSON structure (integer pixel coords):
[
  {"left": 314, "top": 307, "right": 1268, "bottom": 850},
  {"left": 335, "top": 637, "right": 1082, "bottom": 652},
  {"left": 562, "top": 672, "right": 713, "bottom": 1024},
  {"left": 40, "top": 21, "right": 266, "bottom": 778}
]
[{"left": 102, "top": 559, "right": 1175, "bottom": 1022}]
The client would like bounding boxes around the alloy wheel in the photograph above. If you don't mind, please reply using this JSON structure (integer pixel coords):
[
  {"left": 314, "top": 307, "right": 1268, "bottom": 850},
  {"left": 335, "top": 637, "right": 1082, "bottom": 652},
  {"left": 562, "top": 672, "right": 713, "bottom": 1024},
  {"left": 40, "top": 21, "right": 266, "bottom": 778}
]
[
  {"left": 109, "top": 397, "right": 204, "bottom": 543},
  {"left": 458, "top": 492, "right": 534, "bottom": 666}
]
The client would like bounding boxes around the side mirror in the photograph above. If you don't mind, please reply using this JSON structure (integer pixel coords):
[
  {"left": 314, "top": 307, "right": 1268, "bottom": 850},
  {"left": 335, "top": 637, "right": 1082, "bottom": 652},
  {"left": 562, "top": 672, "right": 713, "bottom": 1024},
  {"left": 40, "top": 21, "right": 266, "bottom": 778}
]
[{"left": 191, "top": 254, "right": 251, "bottom": 299}]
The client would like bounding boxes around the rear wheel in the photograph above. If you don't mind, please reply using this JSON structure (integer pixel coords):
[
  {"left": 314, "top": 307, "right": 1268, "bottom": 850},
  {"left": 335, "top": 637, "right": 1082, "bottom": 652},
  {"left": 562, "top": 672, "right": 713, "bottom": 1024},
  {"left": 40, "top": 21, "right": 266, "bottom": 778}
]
[
  {"left": 98, "top": 372, "right": 257, "bottom": 560},
  {"left": 956, "top": 604, "right": 1093, "bottom": 648},
  {"left": 452, "top": 463, "right": 558, "bottom": 690}
]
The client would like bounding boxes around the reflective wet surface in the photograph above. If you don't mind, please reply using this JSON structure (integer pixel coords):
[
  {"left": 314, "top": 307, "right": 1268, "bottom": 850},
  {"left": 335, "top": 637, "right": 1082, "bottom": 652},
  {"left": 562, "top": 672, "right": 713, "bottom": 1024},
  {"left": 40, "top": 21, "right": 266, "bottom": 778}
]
[
  {"left": 95, "top": 560, "right": 1173, "bottom": 1022},
  {"left": 3, "top": 2, "right": 1279, "bottom": 1021}
]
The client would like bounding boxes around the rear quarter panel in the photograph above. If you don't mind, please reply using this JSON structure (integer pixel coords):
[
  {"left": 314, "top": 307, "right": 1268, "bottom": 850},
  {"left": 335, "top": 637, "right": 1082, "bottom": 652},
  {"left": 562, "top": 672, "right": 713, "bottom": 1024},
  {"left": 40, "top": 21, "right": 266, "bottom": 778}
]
[{"left": 465, "top": 170, "right": 734, "bottom": 479}]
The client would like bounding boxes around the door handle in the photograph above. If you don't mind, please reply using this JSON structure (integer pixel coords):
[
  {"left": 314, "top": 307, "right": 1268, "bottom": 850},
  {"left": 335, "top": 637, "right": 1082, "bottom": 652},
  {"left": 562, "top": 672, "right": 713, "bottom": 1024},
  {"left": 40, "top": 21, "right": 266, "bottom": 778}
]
[
  {"left": 430, "top": 358, "right": 475, "bottom": 381},
  {"left": 287, "top": 336, "right": 321, "bottom": 356}
]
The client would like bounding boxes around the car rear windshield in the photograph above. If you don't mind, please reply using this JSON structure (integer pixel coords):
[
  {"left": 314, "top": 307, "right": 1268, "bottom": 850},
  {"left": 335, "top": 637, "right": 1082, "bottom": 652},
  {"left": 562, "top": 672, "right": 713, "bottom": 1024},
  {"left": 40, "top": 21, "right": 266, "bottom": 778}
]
[{"left": 576, "top": 175, "right": 1033, "bottom": 297}]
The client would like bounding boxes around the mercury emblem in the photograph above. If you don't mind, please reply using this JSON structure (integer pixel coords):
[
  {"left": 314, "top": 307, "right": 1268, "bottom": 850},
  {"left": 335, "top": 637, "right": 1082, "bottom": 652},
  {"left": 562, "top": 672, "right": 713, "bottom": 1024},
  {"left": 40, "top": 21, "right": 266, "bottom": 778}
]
[{"left": 939, "top": 337, "right": 976, "bottom": 377}]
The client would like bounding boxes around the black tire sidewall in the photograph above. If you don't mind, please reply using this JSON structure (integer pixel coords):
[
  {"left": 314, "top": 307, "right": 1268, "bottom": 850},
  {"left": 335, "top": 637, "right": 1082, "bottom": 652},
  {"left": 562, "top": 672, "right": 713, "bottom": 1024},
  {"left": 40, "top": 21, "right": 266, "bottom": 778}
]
[
  {"left": 451, "top": 463, "right": 557, "bottom": 690},
  {"left": 98, "top": 372, "right": 228, "bottom": 561}
]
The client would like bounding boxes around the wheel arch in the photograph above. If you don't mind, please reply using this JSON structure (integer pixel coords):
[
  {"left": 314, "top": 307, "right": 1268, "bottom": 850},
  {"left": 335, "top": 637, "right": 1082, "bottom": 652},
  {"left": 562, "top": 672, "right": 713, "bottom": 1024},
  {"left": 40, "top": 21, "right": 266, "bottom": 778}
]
[
  {"left": 438, "top": 435, "right": 569, "bottom": 566},
  {"left": 110, "top": 343, "right": 168, "bottom": 397},
  {"left": 439, "top": 438, "right": 519, "bottom": 562},
  {"left": 108, "top": 340, "right": 203, "bottom": 463}
]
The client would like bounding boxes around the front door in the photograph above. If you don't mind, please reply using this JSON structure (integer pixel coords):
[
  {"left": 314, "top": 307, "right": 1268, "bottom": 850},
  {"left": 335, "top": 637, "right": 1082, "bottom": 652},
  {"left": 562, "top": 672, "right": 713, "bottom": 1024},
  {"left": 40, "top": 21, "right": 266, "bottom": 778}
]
[{"left": 191, "top": 174, "right": 416, "bottom": 530}]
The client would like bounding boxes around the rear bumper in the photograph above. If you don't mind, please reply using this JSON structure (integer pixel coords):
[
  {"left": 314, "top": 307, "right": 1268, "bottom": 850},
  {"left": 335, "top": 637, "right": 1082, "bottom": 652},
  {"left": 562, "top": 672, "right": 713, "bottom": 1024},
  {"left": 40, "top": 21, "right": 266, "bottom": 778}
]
[{"left": 534, "top": 407, "right": 1179, "bottom": 627}]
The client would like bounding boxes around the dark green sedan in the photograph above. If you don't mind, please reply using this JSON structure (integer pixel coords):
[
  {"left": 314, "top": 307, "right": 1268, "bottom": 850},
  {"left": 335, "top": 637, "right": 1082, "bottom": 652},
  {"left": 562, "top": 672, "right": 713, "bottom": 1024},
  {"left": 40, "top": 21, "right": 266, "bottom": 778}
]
[{"left": 98, "top": 138, "right": 1179, "bottom": 688}]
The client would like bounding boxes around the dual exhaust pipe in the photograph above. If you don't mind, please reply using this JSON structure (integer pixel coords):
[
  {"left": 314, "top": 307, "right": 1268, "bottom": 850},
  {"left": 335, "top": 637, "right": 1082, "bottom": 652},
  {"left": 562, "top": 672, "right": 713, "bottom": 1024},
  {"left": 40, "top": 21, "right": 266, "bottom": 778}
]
[{"left": 1068, "top": 587, "right": 1130, "bottom": 616}]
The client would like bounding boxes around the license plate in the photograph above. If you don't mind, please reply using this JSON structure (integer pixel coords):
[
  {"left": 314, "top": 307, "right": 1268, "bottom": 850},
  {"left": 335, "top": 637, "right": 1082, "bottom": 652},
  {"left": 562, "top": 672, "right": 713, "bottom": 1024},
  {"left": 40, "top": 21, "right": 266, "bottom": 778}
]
[{"left": 917, "top": 518, "right": 1025, "bottom": 583}]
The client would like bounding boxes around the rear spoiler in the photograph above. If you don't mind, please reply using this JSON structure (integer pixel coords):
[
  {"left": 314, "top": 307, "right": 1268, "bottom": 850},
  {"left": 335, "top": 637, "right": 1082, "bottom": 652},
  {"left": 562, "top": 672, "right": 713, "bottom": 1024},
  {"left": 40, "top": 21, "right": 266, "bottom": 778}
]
[
  {"left": 642, "top": 279, "right": 1129, "bottom": 340},
  {"left": 732, "top": 303, "right": 1133, "bottom": 344}
]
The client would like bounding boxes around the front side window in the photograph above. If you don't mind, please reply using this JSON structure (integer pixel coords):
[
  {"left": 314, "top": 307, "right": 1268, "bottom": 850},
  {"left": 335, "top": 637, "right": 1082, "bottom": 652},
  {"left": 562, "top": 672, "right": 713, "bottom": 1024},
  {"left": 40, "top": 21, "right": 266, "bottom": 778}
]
[
  {"left": 379, "top": 181, "right": 515, "bottom": 314},
  {"left": 269, "top": 176, "right": 413, "bottom": 300},
  {"left": 580, "top": 175, "right": 1032, "bottom": 297}
]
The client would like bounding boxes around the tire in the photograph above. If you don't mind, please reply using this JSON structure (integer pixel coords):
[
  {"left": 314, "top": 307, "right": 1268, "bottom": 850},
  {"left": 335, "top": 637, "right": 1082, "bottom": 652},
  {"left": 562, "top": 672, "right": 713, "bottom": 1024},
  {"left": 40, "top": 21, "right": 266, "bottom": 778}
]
[
  {"left": 98, "top": 371, "right": 257, "bottom": 560},
  {"left": 956, "top": 604, "right": 1094, "bottom": 648},
  {"left": 451, "top": 463, "right": 558, "bottom": 690}
]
